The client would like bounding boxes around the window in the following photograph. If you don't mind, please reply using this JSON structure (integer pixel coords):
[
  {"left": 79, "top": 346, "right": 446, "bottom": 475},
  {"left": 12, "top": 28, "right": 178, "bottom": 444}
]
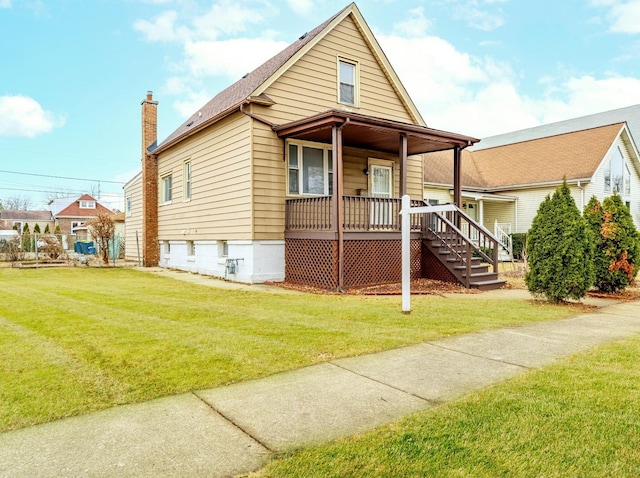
[
  {"left": 126, "top": 196, "right": 132, "bottom": 217},
  {"left": 161, "top": 175, "right": 172, "bottom": 204},
  {"left": 220, "top": 240, "right": 228, "bottom": 257},
  {"left": 338, "top": 59, "right": 357, "bottom": 105},
  {"left": 184, "top": 161, "right": 192, "bottom": 201},
  {"left": 287, "top": 142, "right": 333, "bottom": 195},
  {"left": 186, "top": 240, "right": 195, "bottom": 257},
  {"left": 605, "top": 147, "right": 631, "bottom": 195},
  {"left": 71, "top": 221, "right": 83, "bottom": 232},
  {"left": 79, "top": 200, "right": 96, "bottom": 209}
]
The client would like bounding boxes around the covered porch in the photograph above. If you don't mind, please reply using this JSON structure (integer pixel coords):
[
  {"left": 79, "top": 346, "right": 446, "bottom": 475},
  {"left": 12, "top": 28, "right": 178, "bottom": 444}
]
[{"left": 274, "top": 110, "right": 480, "bottom": 290}]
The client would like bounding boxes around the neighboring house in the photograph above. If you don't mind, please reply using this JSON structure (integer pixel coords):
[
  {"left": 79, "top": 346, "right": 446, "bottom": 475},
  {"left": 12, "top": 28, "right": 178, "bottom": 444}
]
[
  {"left": 51, "top": 194, "right": 115, "bottom": 238},
  {"left": 126, "top": 3, "right": 507, "bottom": 290},
  {"left": 0, "top": 210, "right": 54, "bottom": 234},
  {"left": 123, "top": 172, "right": 142, "bottom": 263},
  {"left": 424, "top": 117, "right": 640, "bottom": 246}
]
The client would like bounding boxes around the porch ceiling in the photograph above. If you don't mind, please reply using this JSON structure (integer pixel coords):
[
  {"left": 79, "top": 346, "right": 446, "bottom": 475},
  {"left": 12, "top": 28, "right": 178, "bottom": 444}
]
[{"left": 273, "top": 110, "right": 479, "bottom": 155}]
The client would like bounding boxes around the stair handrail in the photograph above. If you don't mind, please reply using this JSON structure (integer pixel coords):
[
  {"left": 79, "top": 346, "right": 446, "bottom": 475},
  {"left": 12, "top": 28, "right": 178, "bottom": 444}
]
[
  {"left": 494, "top": 221, "right": 513, "bottom": 261},
  {"left": 422, "top": 203, "right": 507, "bottom": 273},
  {"left": 425, "top": 213, "right": 472, "bottom": 287}
]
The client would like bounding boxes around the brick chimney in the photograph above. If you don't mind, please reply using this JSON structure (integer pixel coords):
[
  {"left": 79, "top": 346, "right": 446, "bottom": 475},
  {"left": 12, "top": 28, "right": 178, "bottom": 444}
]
[{"left": 141, "top": 91, "right": 159, "bottom": 267}]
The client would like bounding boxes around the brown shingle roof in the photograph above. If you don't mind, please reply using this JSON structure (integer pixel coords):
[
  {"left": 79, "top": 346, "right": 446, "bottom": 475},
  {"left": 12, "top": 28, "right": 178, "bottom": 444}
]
[
  {"left": 156, "top": 5, "right": 349, "bottom": 152},
  {"left": 424, "top": 123, "right": 624, "bottom": 189}
]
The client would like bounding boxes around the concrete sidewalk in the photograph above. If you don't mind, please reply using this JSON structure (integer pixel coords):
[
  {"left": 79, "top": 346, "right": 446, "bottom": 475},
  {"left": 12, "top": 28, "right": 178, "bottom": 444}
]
[{"left": 1, "top": 287, "right": 640, "bottom": 478}]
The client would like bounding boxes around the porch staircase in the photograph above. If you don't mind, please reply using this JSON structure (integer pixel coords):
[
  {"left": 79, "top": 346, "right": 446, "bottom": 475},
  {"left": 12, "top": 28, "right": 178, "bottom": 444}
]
[{"left": 422, "top": 205, "right": 507, "bottom": 291}]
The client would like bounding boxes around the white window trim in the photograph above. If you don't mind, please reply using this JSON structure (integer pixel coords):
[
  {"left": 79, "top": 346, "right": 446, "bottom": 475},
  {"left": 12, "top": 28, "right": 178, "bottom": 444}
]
[
  {"left": 79, "top": 200, "right": 96, "bottom": 209},
  {"left": 183, "top": 160, "right": 192, "bottom": 202},
  {"left": 126, "top": 196, "right": 133, "bottom": 217},
  {"left": 161, "top": 174, "right": 173, "bottom": 205},
  {"left": 286, "top": 139, "right": 334, "bottom": 196},
  {"left": 337, "top": 57, "right": 359, "bottom": 107},
  {"left": 604, "top": 146, "right": 631, "bottom": 196}
]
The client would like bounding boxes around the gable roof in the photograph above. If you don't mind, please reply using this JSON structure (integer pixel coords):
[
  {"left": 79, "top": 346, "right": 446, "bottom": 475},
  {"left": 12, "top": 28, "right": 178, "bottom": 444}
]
[
  {"left": 155, "top": 2, "right": 425, "bottom": 154},
  {"left": 55, "top": 194, "right": 114, "bottom": 218},
  {"left": 425, "top": 123, "right": 626, "bottom": 190},
  {"left": 474, "top": 104, "right": 640, "bottom": 151}
]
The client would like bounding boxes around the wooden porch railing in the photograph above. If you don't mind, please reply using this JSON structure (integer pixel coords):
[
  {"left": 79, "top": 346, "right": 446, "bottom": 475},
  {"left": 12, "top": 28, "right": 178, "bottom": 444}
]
[
  {"left": 285, "top": 196, "right": 424, "bottom": 231},
  {"left": 423, "top": 204, "right": 507, "bottom": 274}
]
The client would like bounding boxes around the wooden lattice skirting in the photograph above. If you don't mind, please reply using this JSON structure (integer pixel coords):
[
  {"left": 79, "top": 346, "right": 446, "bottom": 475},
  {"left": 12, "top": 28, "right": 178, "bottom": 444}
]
[{"left": 285, "top": 238, "right": 422, "bottom": 290}]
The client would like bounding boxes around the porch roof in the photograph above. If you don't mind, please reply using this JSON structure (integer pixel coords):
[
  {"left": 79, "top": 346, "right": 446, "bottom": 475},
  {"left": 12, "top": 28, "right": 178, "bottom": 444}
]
[{"left": 273, "top": 110, "right": 479, "bottom": 155}]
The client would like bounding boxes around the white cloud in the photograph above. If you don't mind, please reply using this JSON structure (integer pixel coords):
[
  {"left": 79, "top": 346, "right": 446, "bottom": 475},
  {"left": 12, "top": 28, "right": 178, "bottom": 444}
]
[
  {"left": 601, "top": 1, "right": 640, "bottom": 33},
  {"left": 0, "top": 0, "right": 11, "bottom": 8},
  {"left": 0, "top": 95, "right": 65, "bottom": 138},
  {"left": 380, "top": 30, "right": 640, "bottom": 138},
  {"left": 193, "top": 0, "right": 269, "bottom": 39},
  {"left": 287, "top": 0, "right": 314, "bottom": 16},
  {"left": 134, "top": 10, "right": 184, "bottom": 43},
  {"left": 393, "top": 7, "right": 431, "bottom": 37},
  {"left": 183, "top": 37, "right": 289, "bottom": 79},
  {"left": 462, "top": 7, "right": 505, "bottom": 31}
]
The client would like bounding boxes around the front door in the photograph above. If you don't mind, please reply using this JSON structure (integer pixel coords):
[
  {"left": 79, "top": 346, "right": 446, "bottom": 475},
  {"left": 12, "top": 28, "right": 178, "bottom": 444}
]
[{"left": 370, "top": 163, "right": 393, "bottom": 226}]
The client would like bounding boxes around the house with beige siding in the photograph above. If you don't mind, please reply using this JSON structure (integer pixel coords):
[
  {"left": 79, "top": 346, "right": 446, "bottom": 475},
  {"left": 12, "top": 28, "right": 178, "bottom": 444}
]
[
  {"left": 424, "top": 118, "right": 640, "bottom": 248},
  {"left": 127, "top": 2, "right": 508, "bottom": 290}
]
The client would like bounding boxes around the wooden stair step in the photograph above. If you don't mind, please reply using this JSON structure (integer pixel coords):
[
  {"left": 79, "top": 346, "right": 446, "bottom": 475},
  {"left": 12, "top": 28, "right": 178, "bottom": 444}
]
[{"left": 469, "top": 279, "right": 507, "bottom": 291}]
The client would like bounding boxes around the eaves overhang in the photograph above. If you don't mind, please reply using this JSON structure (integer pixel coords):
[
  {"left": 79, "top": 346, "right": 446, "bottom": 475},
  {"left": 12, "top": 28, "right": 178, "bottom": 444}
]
[{"left": 274, "top": 110, "right": 479, "bottom": 155}]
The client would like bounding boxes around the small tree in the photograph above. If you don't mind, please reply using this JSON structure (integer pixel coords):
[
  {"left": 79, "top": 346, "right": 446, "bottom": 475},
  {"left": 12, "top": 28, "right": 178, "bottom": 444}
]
[
  {"left": 88, "top": 213, "right": 115, "bottom": 264},
  {"left": 21, "top": 223, "right": 32, "bottom": 253},
  {"left": 525, "top": 181, "right": 595, "bottom": 303},
  {"left": 584, "top": 194, "right": 640, "bottom": 292},
  {"left": 44, "top": 224, "right": 51, "bottom": 234},
  {"left": 33, "top": 223, "right": 41, "bottom": 234}
]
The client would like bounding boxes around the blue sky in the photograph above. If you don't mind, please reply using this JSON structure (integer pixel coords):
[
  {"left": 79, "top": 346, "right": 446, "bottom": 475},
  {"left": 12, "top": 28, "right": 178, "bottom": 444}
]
[{"left": 2, "top": 0, "right": 640, "bottom": 210}]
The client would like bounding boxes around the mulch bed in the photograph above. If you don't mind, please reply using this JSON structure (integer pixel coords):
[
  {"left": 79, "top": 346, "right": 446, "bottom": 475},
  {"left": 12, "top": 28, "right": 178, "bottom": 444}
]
[{"left": 267, "top": 278, "right": 481, "bottom": 296}]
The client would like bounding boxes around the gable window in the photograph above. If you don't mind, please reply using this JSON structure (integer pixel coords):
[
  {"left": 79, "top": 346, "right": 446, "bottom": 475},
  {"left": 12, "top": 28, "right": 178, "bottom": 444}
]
[
  {"left": 605, "top": 147, "right": 630, "bottom": 195},
  {"left": 79, "top": 200, "right": 96, "bottom": 209},
  {"left": 161, "top": 174, "right": 172, "bottom": 204},
  {"left": 184, "top": 160, "right": 192, "bottom": 201},
  {"left": 338, "top": 58, "right": 358, "bottom": 106},
  {"left": 287, "top": 142, "right": 333, "bottom": 196},
  {"left": 126, "top": 196, "right": 132, "bottom": 217}
]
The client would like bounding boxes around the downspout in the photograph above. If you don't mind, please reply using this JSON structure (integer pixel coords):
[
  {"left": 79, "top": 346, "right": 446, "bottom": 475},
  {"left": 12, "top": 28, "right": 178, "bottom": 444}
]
[
  {"left": 335, "top": 118, "right": 350, "bottom": 291},
  {"left": 577, "top": 180, "right": 584, "bottom": 211}
]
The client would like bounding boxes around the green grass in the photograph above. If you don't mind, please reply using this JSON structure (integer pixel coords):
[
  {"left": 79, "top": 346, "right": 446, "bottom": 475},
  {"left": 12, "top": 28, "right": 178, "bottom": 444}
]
[
  {"left": 257, "top": 336, "right": 640, "bottom": 477},
  {"left": 1, "top": 267, "right": 582, "bottom": 432}
]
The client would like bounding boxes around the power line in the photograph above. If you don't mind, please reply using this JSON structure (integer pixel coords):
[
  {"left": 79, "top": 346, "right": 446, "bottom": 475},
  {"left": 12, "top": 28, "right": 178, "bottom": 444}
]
[{"left": 0, "top": 169, "right": 125, "bottom": 185}]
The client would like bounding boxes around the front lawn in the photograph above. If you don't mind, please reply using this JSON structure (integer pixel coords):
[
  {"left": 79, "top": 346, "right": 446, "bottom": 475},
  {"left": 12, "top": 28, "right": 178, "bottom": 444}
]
[{"left": 1, "top": 267, "right": 583, "bottom": 432}]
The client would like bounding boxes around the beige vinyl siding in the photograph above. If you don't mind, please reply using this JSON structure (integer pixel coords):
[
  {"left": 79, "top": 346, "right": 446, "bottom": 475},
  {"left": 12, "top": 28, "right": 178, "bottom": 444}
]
[
  {"left": 253, "top": 121, "right": 285, "bottom": 239},
  {"left": 259, "top": 15, "right": 415, "bottom": 126},
  {"left": 503, "top": 186, "right": 583, "bottom": 234},
  {"left": 123, "top": 173, "right": 143, "bottom": 262},
  {"left": 423, "top": 186, "right": 453, "bottom": 205},
  {"left": 483, "top": 202, "right": 515, "bottom": 232},
  {"left": 157, "top": 113, "right": 253, "bottom": 240}
]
